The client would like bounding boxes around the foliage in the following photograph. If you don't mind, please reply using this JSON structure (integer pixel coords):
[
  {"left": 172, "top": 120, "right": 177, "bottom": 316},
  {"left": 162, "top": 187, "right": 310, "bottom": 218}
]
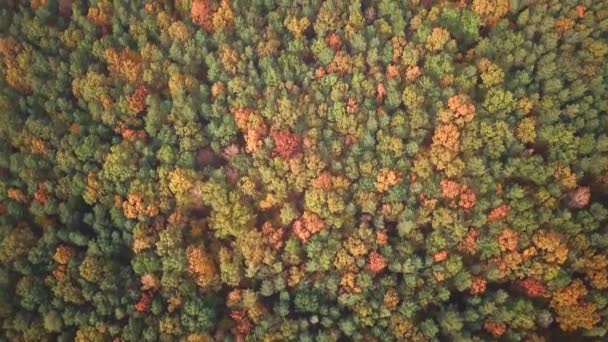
[{"left": 0, "top": 0, "right": 607, "bottom": 340}]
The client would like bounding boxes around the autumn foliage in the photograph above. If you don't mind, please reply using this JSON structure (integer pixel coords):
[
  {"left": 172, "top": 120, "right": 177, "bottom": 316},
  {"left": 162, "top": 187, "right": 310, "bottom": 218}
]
[{"left": 1, "top": 1, "right": 608, "bottom": 341}]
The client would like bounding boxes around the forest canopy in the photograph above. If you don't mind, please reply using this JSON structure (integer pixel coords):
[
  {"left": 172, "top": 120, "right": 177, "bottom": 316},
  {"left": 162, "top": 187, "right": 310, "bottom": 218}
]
[{"left": 1, "top": 0, "right": 608, "bottom": 341}]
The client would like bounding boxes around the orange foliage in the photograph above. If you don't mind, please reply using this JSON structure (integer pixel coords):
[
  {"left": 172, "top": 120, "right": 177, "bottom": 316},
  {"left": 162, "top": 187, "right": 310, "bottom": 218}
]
[
  {"left": 376, "top": 230, "right": 388, "bottom": 246},
  {"left": 498, "top": 227, "right": 518, "bottom": 252},
  {"left": 516, "top": 278, "right": 547, "bottom": 298},
  {"left": 470, "top": 276, "right": 487, "bottom": 296},
  {"left": 368, "top": 251, "right": 387, "bottom": 273},
  {"left": 550, "top": 280, "right": 600, "bottom": 331},
  {"left": 427, "top": 27, "right": 450, "bottom": 51},
  {"left": 386, "top": 64, "right": 400, "bottom": 79},
  {"left": 472, "top": 0, "right": 509, "bottom": 26},
  {"left": 433, "top": 250, "right": 448, "bottom": 263},
  {"left": 459, "top": 228, "right": 479, "bottom": 254},
  {"left": 211, "top": 81, "right": 225, "bottom": 97},
  {"left": 391, "top": 36, "right": 406, "bottom": 62},
  {"left": 119, "top": 128, "right": 147, "bottom": 142},
  {"left": 227, "top": 289, "right": 242, "bottom": 307},
  {"left": 212, "top": 0, "right": 235, "bottom": 32},
  {"left": 383, "top": 288, "right": 400, "bottom": 311},
  {"left": 494, "top": 251, "right": 523, "bottom": 277},
  {"left": 52, "top": 264, "right": 67, "bottom": 280},
  {"left": 555, "top": 17, "right": 575, "bottom": 33},
  {"left": 122, "top": 193, "right": 159, "bottom": 219},
  {"left": 459, "top": 187, "right": 476, "bottom": 209},
  {"left": 127, "top": 85, "right": 148, "bottom": 114},
  {"left": 432, "top": 124, "right": 460, "bottom": 151},
  {"left": 186, "top": 246, "right": 218, "bottom": 288},
  {"left": 576, "top": 5, "right": 586, "bottom": 18},
  {"left": 232, "top": 107, "right": 254, "bottom": 129},
  {"left": 87, "top": 1, "right": 112, "bottom": 27},
  {"left": 29, "top": 137, "right": 48, "bottom": 155},
  {"left": 53, "top": 245, "right": 75, "bottom": 265},
  {"left": 440, "top": 179, "right": 461, "bottom": 200},
  {"left": 261, "top": 221, "right": 284, "bottom": 250},
  {"left": 259, "top": 193, "right": 279, "bottom": 209},
  {"left": 104, "top": 48, "right": 145, "bottom": 84},
  {"left": 375, "top": 169, "right": 402, "bottom": 192},
  {"left": 292, "top": 211, "right": 325, "bottom": 242},
  {"left": 191, "top": 0, "right": 214, "bottom": 31},
  {"left": 447, "top": 94, "right": 476, "bottom": 124},
  {"left": 325, "top": 33, "right": 342, "bottom": 50},
  {"left": 340, "top": 272, "right": 361, "bottom": 293},
  {"left": 167, "top": 295, "right": 182, "bottom": 313},
  {"left": 312, "top": 172, "right": 333, "bottom": 191},
  {"left": 484, "top": 320, "right": 506, "bottom": 337},
  {"left": 140, "top": 273, "right": 160, "bottom": 291},
  {"left": 271, "top": 130, "right": 300, "bottom": 159},
  {"left": 582, "top": 254, "right": 608, "bottom": 289},
  {"left": 219, "top": 47, "right": 239, "bottom": 74},
  {"left": 405, "top": 65, "right": 421, "bottom": 82},
  {"left": 532, "top": 230, "right": 568, "bottom": 264},
  {"left": 344, "top": 236, "right": 367, "bottom": 257},
  {"left": 104, "top": 48, "right": 143, "bottom": 83},
  {"left": 440, "top": 179, "right": 476, "bottom": 209},
  {"left": 488, "top": 203, "right": 509, "bottom": 221},
  {"left": 31, "top": 0, "right": 47, "bottom": 10},
  {"left": 7, "top": 188, "right": 27, "bottom": 203},
  {"left": 34, "top": 182, "right": 49, "bottom": 203},
  {"left": 315, "top": 67, "right": 326, "bottom": 79},
  {"left": 327, "top": 51, "right": 352, "bottom": 76},
  {"left": 552, "top": 279, "right": 587, "bottom": 307}
]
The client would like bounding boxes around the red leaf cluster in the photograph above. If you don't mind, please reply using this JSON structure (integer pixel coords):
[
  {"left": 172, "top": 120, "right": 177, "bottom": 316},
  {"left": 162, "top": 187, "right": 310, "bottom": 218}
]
[
  {"left": 34, "top": 182, "right": 49, "bottom": 204},
  {"left": 230, "top": 310, "right": 252, "bottom": 335},
  {"left": 271, "top": 130, "right": 300, "bottom": 159},
  {"left": 135, "top": 291, "right": 153, "bottom": 312}
]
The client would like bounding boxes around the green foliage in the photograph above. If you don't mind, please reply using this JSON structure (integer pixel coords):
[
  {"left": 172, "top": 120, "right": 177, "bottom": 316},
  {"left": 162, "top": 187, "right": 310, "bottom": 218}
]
[{"left": 0, "top": 0, "right": 606, "bottom": 340}]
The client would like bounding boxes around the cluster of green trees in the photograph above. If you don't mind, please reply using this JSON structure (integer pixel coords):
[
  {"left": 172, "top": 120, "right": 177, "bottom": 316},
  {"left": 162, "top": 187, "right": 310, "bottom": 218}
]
[{"left": 1, "top": 0, "right": 607, "bottom": 340}]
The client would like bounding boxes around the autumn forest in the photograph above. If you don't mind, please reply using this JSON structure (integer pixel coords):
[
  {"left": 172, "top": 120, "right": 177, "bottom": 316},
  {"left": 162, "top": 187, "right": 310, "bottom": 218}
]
[{"left": 1, "top": 0, "right": 608, "bottom": 341}]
